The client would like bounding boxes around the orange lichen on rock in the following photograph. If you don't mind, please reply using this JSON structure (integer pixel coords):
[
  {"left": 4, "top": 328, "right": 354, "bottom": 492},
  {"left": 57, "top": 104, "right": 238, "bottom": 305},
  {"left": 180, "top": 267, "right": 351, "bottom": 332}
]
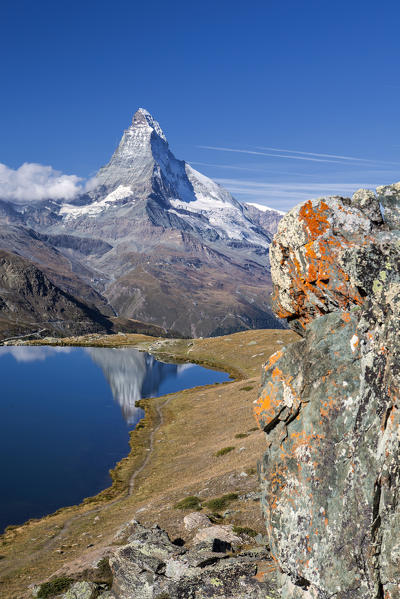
[
  {"left": 271, "top": 198, "right": 366, "bottom": 329},
  {"left": 254, "top": 380, "right": 283, "bottom": 424},
  {"left": 255, "top": 354, "right": 299, "bottom": 430},
  {"left": 263, "top": 349, "right": 283, "bottom": 371},
  {"left": 299, "top": 200, "right": 330, "bottom": 239}
]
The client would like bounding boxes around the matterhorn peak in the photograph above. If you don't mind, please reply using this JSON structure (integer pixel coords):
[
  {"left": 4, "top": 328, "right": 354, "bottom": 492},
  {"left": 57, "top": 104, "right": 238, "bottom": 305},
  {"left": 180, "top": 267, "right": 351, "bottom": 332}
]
[
  {"left": 92, "top": 107, "right": 170, "bottom": 191},
  {"left": 131, "top": 107, "right": 166, "bottom": 142}
]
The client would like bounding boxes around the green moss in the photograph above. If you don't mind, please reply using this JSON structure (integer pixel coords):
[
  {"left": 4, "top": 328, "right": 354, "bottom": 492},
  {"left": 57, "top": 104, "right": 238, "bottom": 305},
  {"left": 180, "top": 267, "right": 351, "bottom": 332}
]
[
  {"left": 204, "top": 493, "right": 238, "bottom": 511},
  {"left": 240, "top": 385, "right": 254, "bottom": 391},
  {"left": 234, "top": 433, "right": 248, "bottom": 439},
  {"left": 245, "top": 467, "right": 257, "bottom": 475},
  {"left": 372, "top": 279, "right": 383, "bottom": 294},
  {"left": 232, "top": 525, "right": 257, "bottom": 537},
  {"left": 4, "top": 524, "right": 18, "bottom": 533},
  {"left": 174, "top": 496, "right": 202, "bottom": 510},
  {"left": 37, "top": 577, "right": 73, "bottom": 598},
  {"left": 208, "top": 512, "right": 223, "bottom": 522},
  {"left": 95, "top": 557, "right": 113, "bottom": 584},
  {"left": 215, "top": 446, "right": 235, "bottom": 457}
]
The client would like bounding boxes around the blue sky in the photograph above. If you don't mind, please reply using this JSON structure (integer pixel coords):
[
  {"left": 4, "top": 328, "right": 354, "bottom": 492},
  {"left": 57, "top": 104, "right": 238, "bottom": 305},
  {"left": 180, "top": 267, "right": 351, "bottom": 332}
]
[{"left": 1, "top": 0, "right": 400, "bottom": 211}]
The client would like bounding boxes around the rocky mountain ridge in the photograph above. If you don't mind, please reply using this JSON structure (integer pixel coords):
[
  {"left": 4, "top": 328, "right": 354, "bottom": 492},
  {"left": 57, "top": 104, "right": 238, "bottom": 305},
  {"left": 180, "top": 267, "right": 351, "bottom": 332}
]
[
  {"left": 0, "top": 250, "right": 112, "bottom": 340},
  {"left": 0, "top": 109, "right": 283, "bottom": 339},
  {"left": 255, "top": 183, "right": 400, "bottom": 598}
]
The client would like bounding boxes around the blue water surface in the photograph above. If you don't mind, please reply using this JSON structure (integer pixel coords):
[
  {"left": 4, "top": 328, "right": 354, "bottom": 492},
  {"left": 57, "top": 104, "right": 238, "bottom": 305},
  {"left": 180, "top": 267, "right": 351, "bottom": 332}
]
[{"left": 0, "top": 346, "right": 229, "bottom": 532}]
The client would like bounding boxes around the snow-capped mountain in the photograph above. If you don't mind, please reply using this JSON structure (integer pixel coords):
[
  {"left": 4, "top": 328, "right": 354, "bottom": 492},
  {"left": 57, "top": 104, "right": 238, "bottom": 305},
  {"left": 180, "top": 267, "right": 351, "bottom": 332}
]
[
  {"left": 59, "top": 108, "right": 273, "bottom": 248},
  {"left": 0, "top": 109, "right": 284, "bottom": 337}
]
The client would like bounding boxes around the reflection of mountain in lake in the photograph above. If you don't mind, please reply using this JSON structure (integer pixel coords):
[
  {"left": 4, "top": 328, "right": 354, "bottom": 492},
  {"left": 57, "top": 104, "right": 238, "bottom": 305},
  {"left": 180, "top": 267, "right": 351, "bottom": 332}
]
[{"left": 86, "top": 348, "right": 179, "bottom": 424}]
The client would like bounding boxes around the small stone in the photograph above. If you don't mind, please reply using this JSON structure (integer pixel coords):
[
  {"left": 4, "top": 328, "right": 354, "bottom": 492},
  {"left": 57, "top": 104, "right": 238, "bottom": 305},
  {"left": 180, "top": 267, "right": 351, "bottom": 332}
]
[
  {"left": 239, "top": 492, "right": 260, "bottom": 501},
  {"left": 183, "top": 512, "right": 211, "bottom": 531},
  {"left": 193, "top": 525, "right": 242, "bottom": 547}
]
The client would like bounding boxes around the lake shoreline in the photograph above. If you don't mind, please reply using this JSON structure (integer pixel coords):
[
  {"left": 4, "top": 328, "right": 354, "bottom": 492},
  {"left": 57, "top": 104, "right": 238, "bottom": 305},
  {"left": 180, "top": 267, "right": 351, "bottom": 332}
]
[
  {"left": 0, "top": 338, "right": 232, "bottom": 534},
  {"left": 0, "top": 329, "right": 297, "bottom": 598}
]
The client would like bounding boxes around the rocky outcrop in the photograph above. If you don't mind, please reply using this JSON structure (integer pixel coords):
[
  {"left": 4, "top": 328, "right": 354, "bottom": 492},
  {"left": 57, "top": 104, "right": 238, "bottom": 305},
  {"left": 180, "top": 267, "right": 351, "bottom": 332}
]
[
  {"left": 108, "top": 521, "right": 275, "bottom": 599},
  {"left": 255, "top": 187, "right": 400, "bottom": 598},
  {"left": 39, "top": 521, "right": 278, "bottom": 599}
]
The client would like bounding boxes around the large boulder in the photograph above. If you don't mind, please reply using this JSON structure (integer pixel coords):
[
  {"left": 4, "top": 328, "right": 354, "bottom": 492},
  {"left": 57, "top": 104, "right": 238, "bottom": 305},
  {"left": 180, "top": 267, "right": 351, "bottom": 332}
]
[{"left": 256, "top": 187, "right": 400, "bottom": 598}]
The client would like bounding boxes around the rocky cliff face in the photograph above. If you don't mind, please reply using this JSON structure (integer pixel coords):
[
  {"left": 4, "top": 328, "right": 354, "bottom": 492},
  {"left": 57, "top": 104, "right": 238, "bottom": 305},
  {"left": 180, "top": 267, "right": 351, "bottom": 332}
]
[
  {"left": 255, "top": 187, "right": 400, "bottom": 598},
  {"left": 0, "top": 250, "right": 112, "bottom": 339}
]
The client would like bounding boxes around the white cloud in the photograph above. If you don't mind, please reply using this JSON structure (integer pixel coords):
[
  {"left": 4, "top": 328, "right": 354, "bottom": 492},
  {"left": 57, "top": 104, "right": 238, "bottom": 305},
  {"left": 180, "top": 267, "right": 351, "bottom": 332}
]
[
  {"left": 0, "top": 162, "right": 97, "bottom": 203},
  {"left": 199, "top": 145, "right": 350, "bottom": 164},
  {"left": 199, "top": 145, "right": 400, "bottom": 167},
  {"left": 84, "top": 175, "right": 100, "bottom": 192},
  {"left": 255, "top": 146, "right": 400, "bottom": 165}
]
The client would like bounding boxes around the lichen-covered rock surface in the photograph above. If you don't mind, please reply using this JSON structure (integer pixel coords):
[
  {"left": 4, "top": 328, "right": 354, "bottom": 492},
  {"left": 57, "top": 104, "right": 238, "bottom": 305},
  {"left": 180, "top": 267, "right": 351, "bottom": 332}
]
[
  {"left": 255, "top": 186, "right": 400, "bottom": 598},
  {"left": 108, "top": 521, "right": 278, "bottom": 598}
]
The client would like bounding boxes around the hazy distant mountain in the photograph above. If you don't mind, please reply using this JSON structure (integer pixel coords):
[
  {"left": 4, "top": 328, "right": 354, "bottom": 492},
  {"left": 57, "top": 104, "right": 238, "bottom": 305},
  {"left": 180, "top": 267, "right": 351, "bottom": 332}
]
[
  {"left": 0, "top": 109, "right": 284, "bottom": 338},
  {"left": 243, "top": 202, "right": 284, "bottom": 238}
]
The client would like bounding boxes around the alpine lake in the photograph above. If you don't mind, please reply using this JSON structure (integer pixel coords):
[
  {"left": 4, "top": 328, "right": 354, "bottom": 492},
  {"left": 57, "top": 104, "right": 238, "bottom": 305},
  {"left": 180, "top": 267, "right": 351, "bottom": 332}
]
[{"left": 0, "top": 345, "right": 230, "bottom": 533}]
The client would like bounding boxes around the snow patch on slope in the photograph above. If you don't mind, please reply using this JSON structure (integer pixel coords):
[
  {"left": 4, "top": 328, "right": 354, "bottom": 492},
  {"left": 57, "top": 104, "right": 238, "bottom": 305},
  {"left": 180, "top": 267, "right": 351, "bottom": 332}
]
[
  {"left": 60, "top": 185, "right": 133, "bottom": 220},
  {"left": 169, "top": 165, "right": 269, "bottom": 244},
  {"left": 246, "top": 202, "right": 285, "bottom": 215}
]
